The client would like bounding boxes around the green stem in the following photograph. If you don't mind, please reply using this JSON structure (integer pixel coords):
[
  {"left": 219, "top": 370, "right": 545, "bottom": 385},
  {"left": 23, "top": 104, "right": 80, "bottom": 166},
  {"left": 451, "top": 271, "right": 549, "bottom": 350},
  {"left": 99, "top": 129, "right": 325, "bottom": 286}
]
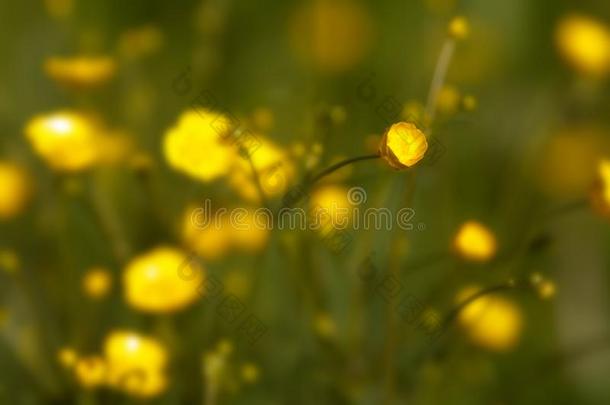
[{"left": 308, "top": 153, "right": 380, "bottom": 185}]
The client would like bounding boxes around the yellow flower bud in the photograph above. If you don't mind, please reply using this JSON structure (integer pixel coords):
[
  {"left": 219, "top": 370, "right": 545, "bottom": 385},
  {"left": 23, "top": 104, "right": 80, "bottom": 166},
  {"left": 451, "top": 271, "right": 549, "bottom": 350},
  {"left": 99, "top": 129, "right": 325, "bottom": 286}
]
[
  {"left": 457, "top": 286, "right": 522, "bottom": 351},
  {"left": 555, "top": 14, "right": 610, "bottom": 76},
  {"left": 123, "top": 247, "right": 203, "bottom": 313},
  {"left": 82, "top": 267, "right": 112, "bottom": 299},
  {"left": 448, "top": 16, "right": 469, "bottom": 40},
  {"left": 241, "top": 362, "right": 260, "bottom": 383},
  {"left": 24, "top": 111, "right": 100, "bottom": 171},
  {"left": 44, "top": 56, "right": 116, "bottom": 89},
  {"left": 0, "top": 163, "right": 31, "bottom": 219},
  {"left": 378, "top": 122, "right": 428, "bottom": 169},
  {"left": 453, "top": 221, "right": 497, "bottom": 262}
]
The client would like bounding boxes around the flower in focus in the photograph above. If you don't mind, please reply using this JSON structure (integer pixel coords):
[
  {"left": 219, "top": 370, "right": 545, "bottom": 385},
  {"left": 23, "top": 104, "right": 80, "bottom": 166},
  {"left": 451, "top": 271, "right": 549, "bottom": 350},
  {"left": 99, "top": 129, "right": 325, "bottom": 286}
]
[
  {"left": 163, "top": 110, "right": 237, "bottom": 182},
  {"left": 104, "top": 331, "right": 168, "bottom": 397},
  {"left": 453, "top": 221, "right": 497, "bottom": 262},
  {"left": 74, "top": 356, "right": 107, "bottom": 389},
  {"left": 24, "top": 111, "right": 100, "bottom": 171},
  {"left": 123, "top": 247, "right": 203, "bottom": 313},
  {"left": 44, "top": 56, "right": 116, "bottom": 89},
  {"left": 0, "top": 162, "right": 32, "bottom": 219},
  {"left": 448, "top": 16, "right": 469, "bottom": 40},
  {"left": 309, "top": 184, "right": 352, "bottom": 229},
  {"left": 590, "top": 159, "right": 610, "bottom": 218},
  {"left": 457, "top": 286, "right": 522, "bottom": 351},
  {"left": 82, "top": 267, "right": 113, "bottom": 300},
  {"left": 379, "top": 122, "right": 428, "bottom": 169},
  {"left": 555, "top": 14, "right": 610, "bottom": 76},
  {"left": 289, "top": 0, "right": 374, "bottom": 73},
  {"left": 228, "top": 136, "right": 295, "bottom": 203}
]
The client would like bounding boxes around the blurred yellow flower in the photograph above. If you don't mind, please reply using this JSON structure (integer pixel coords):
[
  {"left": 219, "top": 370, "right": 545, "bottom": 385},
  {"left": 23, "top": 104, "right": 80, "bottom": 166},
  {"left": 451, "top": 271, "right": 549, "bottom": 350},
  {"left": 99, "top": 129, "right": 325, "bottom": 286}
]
[
  {"left": 539, "top": 129, "right": 609, "bottom": 198},
  {"left": 229, "top": 137, "right": 295, "bottom": 202},
  {"left": 448, "top": 16, "right": 469, "bottom": 40},
  {"left": 0, "top": 162, "right": 31, "bottom": 219},
  {"left": 123, "top": 247, "right": 203, "bottom": 313},
  {"left": 453, "top": 221, "right": 497, "bottom": 262},
  {"left": 555, "top": 14, "right": 610, "bottom": 76},
  {"left": 591, "top": 159, "right": 610, "bottom": 218},
  {"left": 379, "top": 122, "right": 428, "bottom": 169},
  {"left": 184, "top": 204, "right": 234, "bottom": 260},
  {"left": 290, "top": 0, "right": 374, "bottom": 73},
  {"left": 163, "top": 110, "right": 237, "bottom": 182},
  {"left": 74, "top": 356, "right": 107, "bottom": 389},
  {"left": 57, "top": 347, "right": 78, "bottom": 368},
  {"left": 462, "top": 94, "right": 478, "bottom": 111},
  {"left": 25, "top": 111, "right": 100, "bottom": 171},
  {"left": 310, "top": 184, "right": 352, "bottom": 229},
  {"left": 82, "top": 268, "right": 112, "bottom": 299},
  {"left": 457, "top": 286, "right": 522, "bottom": 351},
  {"left": 104, "top": 331, "right": 168, "bottom": 397},
  {"left": 229, "top": 208, "right": 270, "bottom": 253},
  {"left": 44, "top": 56, "right": 116, "bottom": 89},
  {"left": 241, "top": 362, "right": 260, "bottom": 383}
]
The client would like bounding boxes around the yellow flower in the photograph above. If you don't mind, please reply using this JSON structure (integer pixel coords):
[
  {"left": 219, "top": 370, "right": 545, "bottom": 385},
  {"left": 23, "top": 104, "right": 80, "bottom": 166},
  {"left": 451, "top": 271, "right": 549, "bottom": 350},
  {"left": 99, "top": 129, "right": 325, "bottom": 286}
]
[
  {"left": 0, "top": 162, "right": 31, "bottom": 219},
  {"left": 591, "top": 159, "right": 610, "bottom": 218},
  {"left": 309, "top": 185, "right": 352, "bottom": 232},
  {"left": 228, "top": 136, "right": 295, "bottom": 203},
  {"left": 44, "top": 56, "right": 116, "bottom": 89},
  {"left": 379, "top": 122, "right": 428, "bottom": 169},
  {"left": 448, "top": 16, "right": 469, "bottom": 40},
  {"left": 183, "top": 205, "right": 233, "bottom": 261},
  {"left": 82, "top": 268, "right": 112, "bottom": 299},
  {"left": 24, "top": 111, "right": 99, "bottom": 171},
  {"left": 163, "top": 110, "right": 237, "bottom": 182},
  {"left": 123, "top": 247, "right": 203, "bottom": 313},
  {"left": 228, "top": 208, "right": 270, "bottom": 253},
  {"left": 241, "top": 362, "right": 260, "bottom": 384},
  {"left": 453, "top": 221, "right": 497, "bottom": 262},
  {"left": 457, "top": 286, "right": 522, "bottom": 351},
  {"left": 555, "top": 15, "right": 610, "bottom": 76},
  {"left": 57, "top": 347, "right": 78, "bottom": 368},
  {"left": 74, "top": 356, "right": 107, "bottom": 389},
  {"left": 104, "top": 331, "right": 168, "bottom": 397},
  {"left": 289, "top": 0, "right": 374, "bottom": 73}
]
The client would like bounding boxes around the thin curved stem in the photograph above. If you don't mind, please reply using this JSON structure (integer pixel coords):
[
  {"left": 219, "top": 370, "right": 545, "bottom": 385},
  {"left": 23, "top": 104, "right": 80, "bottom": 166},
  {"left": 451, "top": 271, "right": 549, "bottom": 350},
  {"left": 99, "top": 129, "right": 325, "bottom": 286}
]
[
  {"left": 425, "top": 38, "right": 456, "bottom": 125},
  {"left": 308, "top": 153, "right": 380, "bottom": 185}
]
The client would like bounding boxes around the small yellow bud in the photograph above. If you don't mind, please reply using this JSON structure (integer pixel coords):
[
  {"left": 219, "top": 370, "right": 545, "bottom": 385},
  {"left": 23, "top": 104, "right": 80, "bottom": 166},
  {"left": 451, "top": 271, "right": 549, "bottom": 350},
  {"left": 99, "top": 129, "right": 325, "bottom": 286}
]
[
  {"left": 378, "top": 122, "right": 428, "bottom": 169},
  {"left": 453, "top": 221, "right": 497, "bottom": 262},
  {"left": 462, "top": 95, "right": 478, "bottom": 111},
  {"left": 82, "top": 268, "right": 112, "bottom": 299},
  {"left": 448, "top": 16, "right": 469, "bottom": 40},
  {"left": 241, "top": 362, "right": 260, "bottom": 383},
  {"left": 57, "top": 347, "right": 78, "bottom": 368},
  {"left": 0, "top": 163, "right": 32, "bottom": 219},
  {"left": 74, "top": 356, "right": 107, "bottom": 389}
]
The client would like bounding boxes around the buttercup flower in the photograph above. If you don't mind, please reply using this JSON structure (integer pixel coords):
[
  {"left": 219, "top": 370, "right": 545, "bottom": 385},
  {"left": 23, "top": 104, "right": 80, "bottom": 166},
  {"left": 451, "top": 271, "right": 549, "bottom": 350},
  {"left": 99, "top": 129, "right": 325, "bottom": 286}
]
[
  {"left": 123, "top": 246, "right": 203, "bottom": 313},
  {"left": 104, "top": 331, "right": 168, "bottom": 397},
  {"left": 163, "top": 110, "right": 237, "bottom": 182},
  {"left": 228, "top": 136, "right": 295, "bottom": 202},
  {"left": 453, "top": 221, "right": 497, "bottom": 262},
  {"left": 183, "top": 205, "right": 232, "bottom": 261},
  {"left": 591, "top": 159, "right": 610, "bottom": 218},
  {"left": 555, "top": 14, "right": 610, "bottom": 76},
  {"left": 74, "top": 356, "right": 107, "bottom": 389},
  {"left": 0, "top": 162, "right": 32, "bottom": 219},
  {"left": 457, "top": 286, "right": 522, "bottom": 351},
  {"left": 448, "top": 16, "right": 469, "bottom": 40},
  {"left": 44, "top": 56, "right": 116, "bottom": 89},
  {"left": 24, "top": 111, "right": 100, "bottom": 171},
  {"left": 82, "top": 267, "right": 113, "bottom": 299},
  {"left": 379, "top": 122, "right": 428, "bottom": 169}
]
